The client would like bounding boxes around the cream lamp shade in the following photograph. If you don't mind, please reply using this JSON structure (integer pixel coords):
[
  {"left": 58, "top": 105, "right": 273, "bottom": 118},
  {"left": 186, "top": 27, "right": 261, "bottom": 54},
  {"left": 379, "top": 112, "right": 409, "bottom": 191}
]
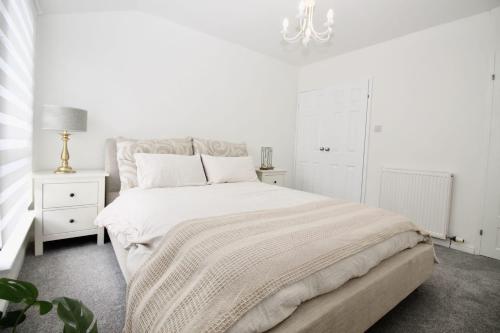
[{"left": 42, "top": 105, "right": 88, "bottom": 174}]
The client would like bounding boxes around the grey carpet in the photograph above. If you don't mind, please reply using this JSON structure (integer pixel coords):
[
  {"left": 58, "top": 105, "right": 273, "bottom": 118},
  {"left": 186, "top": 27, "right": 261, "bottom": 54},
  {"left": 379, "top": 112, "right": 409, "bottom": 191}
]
[
  {"left": 9, "top": 237, "right": 126, "bottom": 333},
  {"left": 5, "top": 237, "right": 500, "bottom": 333}
]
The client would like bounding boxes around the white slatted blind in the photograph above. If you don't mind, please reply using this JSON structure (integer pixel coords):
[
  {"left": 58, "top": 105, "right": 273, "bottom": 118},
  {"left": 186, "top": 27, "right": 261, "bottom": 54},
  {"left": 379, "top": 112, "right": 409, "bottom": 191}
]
[{"left": 0, "top": 0, "right": 36, "bottom": 248}]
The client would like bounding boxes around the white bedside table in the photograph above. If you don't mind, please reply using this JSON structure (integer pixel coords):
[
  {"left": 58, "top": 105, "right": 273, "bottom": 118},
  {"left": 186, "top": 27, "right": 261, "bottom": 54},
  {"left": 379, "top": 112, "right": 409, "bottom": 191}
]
[
  {"left": 256, "top": 169, "right": 287, "bottom": 186},
  {"left": 33, "top": 170, "right": 108, "bottom": 256}
]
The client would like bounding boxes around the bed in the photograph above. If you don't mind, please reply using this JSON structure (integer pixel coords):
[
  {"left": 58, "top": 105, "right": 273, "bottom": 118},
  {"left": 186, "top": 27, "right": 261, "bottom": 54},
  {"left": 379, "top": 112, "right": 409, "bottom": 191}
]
[{"left": 100, "top": 138, "right": 435, "bottom": 333}]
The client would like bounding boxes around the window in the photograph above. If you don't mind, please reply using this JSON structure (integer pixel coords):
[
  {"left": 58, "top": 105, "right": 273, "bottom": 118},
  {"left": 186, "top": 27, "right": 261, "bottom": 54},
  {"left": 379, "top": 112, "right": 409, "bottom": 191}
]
[{"left": 0, "top": 0, "right": 36, "bottom": 248}]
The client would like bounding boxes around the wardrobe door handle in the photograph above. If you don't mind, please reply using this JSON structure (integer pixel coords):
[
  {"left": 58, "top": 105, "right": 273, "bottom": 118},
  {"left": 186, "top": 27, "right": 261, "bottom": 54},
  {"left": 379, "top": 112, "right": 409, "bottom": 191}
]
[
  {"left": 69, "top": 219, "right": 75, "bottom": 223},
  {"left": 319, "top": 147, "right": 325, "bottom": 151},
  {"left": 325, "top": 147, "right": 330, "bottom": 152}
]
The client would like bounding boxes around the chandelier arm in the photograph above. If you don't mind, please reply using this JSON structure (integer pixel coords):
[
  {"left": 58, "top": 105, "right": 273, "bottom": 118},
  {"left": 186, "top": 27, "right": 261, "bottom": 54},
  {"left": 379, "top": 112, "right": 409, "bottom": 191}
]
[
  {"left": 310, "top": 25, "right": 332, "bottom": 41},
  {"left": 282, "top": 13, "right": 308, "bottom": 42},
  {"left": 282, "top": 33, "right": 303, "bottom": 42},
  {"left": 307, "top": 5, "right": 329, "bottom": 42},
  {"left": 316, "top": 33, "right": 332, "bottom": 42},
  {"left": 282, "top": 22, "right": 304, "bottom": 42},
  {"left": 310, "top": 22, "right": 331, "bottom": 36},
  {"left": 312, "top": 28, "right": 331, "bottom": 39},
  {"left": 309, "top": 7, "right": 331, "bottom": 41}
]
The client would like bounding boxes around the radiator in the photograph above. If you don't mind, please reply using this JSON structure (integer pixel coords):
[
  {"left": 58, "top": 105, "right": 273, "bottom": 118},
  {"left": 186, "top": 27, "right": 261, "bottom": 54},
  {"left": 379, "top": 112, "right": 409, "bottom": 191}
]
[{"left": 379, "top": 168, "right": 453, "bottom": 239}]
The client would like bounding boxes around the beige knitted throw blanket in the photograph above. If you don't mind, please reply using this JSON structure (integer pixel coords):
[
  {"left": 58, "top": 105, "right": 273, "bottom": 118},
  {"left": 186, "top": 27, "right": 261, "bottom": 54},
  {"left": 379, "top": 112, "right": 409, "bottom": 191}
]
[{"left": 123, "top": 199, "right": 428, "bottom": 333}]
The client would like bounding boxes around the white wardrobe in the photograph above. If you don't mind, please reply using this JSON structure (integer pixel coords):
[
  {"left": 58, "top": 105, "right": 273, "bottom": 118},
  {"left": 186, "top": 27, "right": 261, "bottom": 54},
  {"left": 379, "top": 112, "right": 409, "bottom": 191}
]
[{"left": 294, "top": 80, "right": 370, "bottom": 202}]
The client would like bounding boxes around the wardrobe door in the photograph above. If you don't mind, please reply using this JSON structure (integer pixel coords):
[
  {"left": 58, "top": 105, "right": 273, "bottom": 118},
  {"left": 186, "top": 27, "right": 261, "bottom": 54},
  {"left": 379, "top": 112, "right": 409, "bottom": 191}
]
[
  {"left": 295, "top": 80, "right": 369, "bottom": 202},
  {"left": 318, "top": 86, "right": 346, "bottom": 198}
]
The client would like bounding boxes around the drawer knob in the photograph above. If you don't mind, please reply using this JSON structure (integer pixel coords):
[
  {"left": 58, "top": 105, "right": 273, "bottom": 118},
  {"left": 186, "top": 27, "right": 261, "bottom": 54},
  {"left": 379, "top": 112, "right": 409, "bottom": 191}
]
[
  {"left": 69, "top": 219, "right": 75, "bottom": 223},
  {"left": 273, "top": 180, "right": 277, "bottom": 184},
  {"left": 69, "top": 193, "right": 75, "bottom": 198}
]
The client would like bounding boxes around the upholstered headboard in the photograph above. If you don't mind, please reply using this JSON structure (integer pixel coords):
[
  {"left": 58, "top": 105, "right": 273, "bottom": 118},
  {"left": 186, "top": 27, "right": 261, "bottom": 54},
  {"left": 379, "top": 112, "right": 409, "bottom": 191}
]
[
  {"left": 103, "top": 137, "right": 248, "bottom": 205},
  {"left": 104, "top": 138, "right": 120, "bottom": 205}
]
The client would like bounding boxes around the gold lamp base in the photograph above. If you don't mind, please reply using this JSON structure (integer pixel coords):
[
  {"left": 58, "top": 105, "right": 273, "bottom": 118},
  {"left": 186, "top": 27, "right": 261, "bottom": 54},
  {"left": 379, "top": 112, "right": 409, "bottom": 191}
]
[
  {"left": 54, "top": 131, "right": 77, "bottom": 174},
  {"left": 54, "top": 165, "right": 76, "bottom": 174}
]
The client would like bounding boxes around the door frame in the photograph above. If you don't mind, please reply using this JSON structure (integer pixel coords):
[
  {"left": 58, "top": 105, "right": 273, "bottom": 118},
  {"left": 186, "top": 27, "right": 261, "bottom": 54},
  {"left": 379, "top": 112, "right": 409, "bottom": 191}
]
[
  {"left": 293, "top": 78, "right": 373, "bottom": 203},
  {"left": 360, "top": 79, "right": 374, "bottom": 203},
  {"left": 478, "top": 51, "right": 499, "bottom": 257}
]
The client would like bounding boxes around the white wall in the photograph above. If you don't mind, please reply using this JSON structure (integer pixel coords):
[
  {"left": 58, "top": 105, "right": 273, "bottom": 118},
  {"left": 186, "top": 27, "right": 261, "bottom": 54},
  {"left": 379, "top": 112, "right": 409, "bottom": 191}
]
[
  {"left": 33, "top": 11, "right": 298, "bottom": 181},
  {"left": 298, "top": 10, "right": 498, "bottom": 253}
]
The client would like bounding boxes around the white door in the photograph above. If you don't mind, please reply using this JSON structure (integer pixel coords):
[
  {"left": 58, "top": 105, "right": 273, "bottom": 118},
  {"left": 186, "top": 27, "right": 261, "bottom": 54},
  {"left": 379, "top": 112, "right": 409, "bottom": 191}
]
[
  {"left": 480, "top": 52, "right": 500, "bottom": 260},
  {"left": 295, "top": 90, "right": 322, "bottom": 193},
  {"left": 295, "top": 80, "right": 370, "bottom": 202}
]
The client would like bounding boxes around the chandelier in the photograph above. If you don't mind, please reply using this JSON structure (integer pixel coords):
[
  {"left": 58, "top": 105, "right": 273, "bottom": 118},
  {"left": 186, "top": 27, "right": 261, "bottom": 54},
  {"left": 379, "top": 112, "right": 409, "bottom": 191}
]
[{"left": 281, "top": 0, "right": 335, "bottom": 46}]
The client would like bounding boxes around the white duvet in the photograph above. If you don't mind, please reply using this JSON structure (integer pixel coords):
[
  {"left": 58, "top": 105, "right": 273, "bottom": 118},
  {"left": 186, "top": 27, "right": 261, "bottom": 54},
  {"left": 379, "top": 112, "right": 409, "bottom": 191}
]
[{"left": 95, "top": 182, "right": 423, "bottom": 332}]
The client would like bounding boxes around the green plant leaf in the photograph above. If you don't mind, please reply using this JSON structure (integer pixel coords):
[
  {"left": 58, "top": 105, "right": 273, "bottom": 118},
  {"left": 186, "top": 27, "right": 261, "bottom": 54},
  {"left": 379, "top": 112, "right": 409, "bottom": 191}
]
[
  {"left": 0, "top": 310, "right": 26, "bottom": 328},
  {"left": 0, "top": 278, "right": 38, "bottom": 303},
  {"left": 89, "top": 322, "right": 98, "bottom": 333},
  {"left": 35, "top": 300, "right": 53, "bottom": 315},
  {"left": 63, "top": 325, "right": 78, "bottom": 333},
  {"left": 53, "top": 297, "right": 98, "bottom": 333}
]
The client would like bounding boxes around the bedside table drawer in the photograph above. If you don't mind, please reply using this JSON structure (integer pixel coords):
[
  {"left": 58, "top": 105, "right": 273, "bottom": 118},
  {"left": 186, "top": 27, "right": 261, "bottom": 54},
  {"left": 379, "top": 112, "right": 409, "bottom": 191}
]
[
  {"left": 43, "top": 182, "right": 98, "bottom": 208},
  {"left": 262, "top": 174, "right": 285, "bottom": 186},
  {"left": 43, "top": 206, "right": 98, "bottom": 235}
]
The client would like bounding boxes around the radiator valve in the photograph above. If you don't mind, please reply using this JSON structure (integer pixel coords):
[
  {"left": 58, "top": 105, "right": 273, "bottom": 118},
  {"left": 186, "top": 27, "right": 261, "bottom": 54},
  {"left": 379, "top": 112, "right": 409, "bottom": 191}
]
[{"left": 449, "top": 236, "right": 465, "bottom": 243}]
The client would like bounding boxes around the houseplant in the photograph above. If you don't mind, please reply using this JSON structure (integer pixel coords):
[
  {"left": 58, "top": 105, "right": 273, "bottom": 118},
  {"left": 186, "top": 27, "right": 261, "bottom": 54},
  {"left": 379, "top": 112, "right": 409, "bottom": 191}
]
[{"left": 0, "top": 278, "right": 97, "bottom": 332}]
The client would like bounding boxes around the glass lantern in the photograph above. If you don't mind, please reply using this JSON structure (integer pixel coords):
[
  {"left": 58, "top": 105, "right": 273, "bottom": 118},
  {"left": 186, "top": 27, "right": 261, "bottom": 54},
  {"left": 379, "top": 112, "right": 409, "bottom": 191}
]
[{"left": 260, "top": 147, "right": 274, "bottom": 170}]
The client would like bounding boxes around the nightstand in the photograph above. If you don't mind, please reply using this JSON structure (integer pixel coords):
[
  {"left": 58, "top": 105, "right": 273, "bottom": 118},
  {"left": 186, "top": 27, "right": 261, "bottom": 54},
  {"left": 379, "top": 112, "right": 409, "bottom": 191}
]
[
  {"left": 256, "top": 169, "right": 287, "bottom": 186},
  {"left": 33, "top": 170, "right": 108, "bottom": 256}
]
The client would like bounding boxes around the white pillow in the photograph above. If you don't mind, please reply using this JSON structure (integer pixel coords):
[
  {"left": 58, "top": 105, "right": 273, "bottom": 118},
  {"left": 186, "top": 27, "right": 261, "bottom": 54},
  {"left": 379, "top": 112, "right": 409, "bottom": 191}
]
[
  {"left": 201, "top": 154, "right": 258, "bottom": 184},
  {"left": 134, "top": 153, "right": 207, "bottom": 189}
]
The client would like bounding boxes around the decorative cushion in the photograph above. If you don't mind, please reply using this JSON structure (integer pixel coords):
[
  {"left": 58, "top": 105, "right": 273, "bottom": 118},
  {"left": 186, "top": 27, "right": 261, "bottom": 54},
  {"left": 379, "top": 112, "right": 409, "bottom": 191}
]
[
  {"left": 193, "top": 138, "right": 248, "bottom": 157},
  {"left": 135, "top": 153, "right": 207, "bottom": 189},
  {"left": 201, "top": 154, "right": 258, "bottom": 184},
  {"left": 116, "top": 137, "right": 193, "bottom": 191}
]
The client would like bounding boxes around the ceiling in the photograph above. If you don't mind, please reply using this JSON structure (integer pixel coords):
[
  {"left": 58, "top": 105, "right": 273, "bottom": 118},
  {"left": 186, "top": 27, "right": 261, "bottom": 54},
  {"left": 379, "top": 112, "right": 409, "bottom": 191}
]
[{"left": 36, "top": 0, "right": 500, "bottom": 66}]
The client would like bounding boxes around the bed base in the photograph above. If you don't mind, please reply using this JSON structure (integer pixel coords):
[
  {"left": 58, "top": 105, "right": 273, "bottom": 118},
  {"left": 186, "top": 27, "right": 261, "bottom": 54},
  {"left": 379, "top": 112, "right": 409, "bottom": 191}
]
[
  {"left": 109, "top": 232, "right": 131, "bottom": 283},
  {"left": 108, "top": 230, "right": 434, "bottom": 333},
  {"left": 268, "top": 243, "right": 434, "bottom": 333}
]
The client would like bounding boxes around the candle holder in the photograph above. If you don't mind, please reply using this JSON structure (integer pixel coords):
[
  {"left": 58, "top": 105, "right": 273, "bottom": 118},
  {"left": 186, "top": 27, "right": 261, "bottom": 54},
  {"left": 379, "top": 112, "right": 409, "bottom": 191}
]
[{"left": 260, "top": 147, "right": 274, "bottom": 170}]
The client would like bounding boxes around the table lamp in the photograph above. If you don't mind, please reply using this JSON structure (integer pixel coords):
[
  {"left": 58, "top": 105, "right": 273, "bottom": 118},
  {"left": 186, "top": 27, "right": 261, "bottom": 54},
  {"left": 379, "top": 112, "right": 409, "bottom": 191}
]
[{"left": 42, "top": 105, "right": 87, "bottom": 174}]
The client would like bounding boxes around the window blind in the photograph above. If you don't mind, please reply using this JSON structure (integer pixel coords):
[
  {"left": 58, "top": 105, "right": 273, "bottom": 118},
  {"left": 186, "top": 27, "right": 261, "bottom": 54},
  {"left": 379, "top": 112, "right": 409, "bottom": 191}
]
[{"left": 0, "top": 0, "right": 36, "bottom": 249}]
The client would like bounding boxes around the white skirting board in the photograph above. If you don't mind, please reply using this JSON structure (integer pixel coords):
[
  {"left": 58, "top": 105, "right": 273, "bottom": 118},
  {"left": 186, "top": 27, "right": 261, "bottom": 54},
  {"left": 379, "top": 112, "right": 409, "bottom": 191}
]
[{"left": 433, "top": 238, "right": 476, "bottom": 255}]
